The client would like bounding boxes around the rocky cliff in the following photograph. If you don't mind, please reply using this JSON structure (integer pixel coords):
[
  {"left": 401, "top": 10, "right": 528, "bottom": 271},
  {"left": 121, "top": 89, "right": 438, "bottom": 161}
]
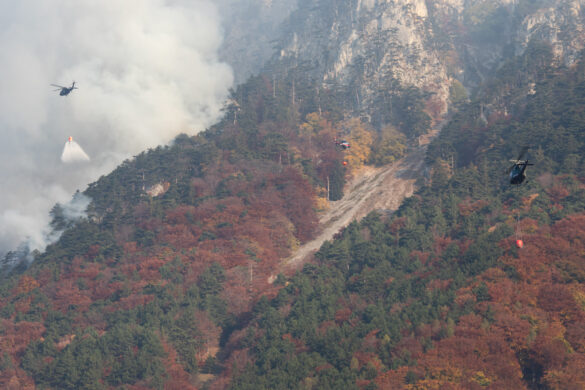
[{"left": 220, "top": 0, "right": 585, "bottom": 121}]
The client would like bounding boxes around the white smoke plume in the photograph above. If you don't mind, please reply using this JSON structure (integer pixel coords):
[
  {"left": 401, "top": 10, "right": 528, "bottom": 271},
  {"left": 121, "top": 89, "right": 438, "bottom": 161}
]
[
  {"left": 0, "top": 0, "right": 234, "bottom": 257},
  {"left": 61, "top": 192, "right": 92, "bottom": 223},
  {"left": 43, "top": 192, "right": 93, "bottom": 251}
]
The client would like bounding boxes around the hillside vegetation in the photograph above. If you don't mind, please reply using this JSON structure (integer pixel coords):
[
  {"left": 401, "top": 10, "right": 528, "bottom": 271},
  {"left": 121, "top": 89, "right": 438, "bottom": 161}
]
[
  {"left": 0, "top": 69, "right": 408, "bottom": 389},
  {"left": 1, "top": 41, "right": 585, "bottom": 389},
  {"left": 224, "top": 45, "right": 585, "bottom": 389}
]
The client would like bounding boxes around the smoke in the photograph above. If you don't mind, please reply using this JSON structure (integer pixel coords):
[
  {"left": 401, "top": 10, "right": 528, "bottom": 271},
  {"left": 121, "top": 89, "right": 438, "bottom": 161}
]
[
  {"left": 0, "top": 0, "right": 234, "bottom": 257},
  {"left": 43, "top": 192, "right": 93, "bottom": 246},
  {"left": 61, "top": 192, "right": 92, "bottom": 223}
]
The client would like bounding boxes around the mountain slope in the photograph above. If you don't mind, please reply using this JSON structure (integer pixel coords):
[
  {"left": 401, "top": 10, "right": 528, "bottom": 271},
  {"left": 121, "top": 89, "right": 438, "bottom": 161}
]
[
  {"left": 2, "top": 2, "right": 585, "bottom": 389},
  {"left": 221, "top": 52, "right": 585, "bottom": 390},
  {"left": 0, "top": 72, "right": 402, "bottom": 389}
]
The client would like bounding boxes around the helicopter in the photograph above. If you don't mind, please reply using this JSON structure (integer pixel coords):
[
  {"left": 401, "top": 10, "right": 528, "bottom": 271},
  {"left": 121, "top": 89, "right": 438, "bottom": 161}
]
[
  {"left": 335, "top": 138, "right": 350, "bottom": 150},
  {"left": 51, "top": 81, "right": 77, "bottom": 96},
  {"left": 507, "top": 146, "right": 534, "bottom": 185}
]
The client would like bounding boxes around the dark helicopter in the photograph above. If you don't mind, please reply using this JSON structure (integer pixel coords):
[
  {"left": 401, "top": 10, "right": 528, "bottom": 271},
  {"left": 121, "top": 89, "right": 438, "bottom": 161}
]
[
  {"left": 507, "top": 146, "right": 534, "bottom": 185},
  {"left": 51, "top": 81, "right": 77, "bottom": 96},
  {"left": 335, "top": 138, "right": 350, "bottom": 150}
]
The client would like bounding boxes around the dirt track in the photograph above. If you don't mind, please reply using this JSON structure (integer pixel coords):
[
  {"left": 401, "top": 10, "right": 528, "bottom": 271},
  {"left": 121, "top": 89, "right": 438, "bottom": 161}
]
[{"left": 269, "top": 133, "right": 435, "bottom": 281}]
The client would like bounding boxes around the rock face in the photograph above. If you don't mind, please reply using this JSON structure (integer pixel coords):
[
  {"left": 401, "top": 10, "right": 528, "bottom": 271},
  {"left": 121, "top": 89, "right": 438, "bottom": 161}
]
[
  {"left": 515, "top": 0, "right": 585, "bottom": 64},
  {"left": 219, "top": 0, "right": 585, "bottom": 118},
  {"left": 275, "top": 0, "right": 451, "bottom": 117}
]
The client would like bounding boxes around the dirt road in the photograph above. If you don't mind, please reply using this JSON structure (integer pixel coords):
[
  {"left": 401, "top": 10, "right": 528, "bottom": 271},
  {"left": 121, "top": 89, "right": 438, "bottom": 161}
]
[{"left": 269, "top": 140, "right": 431, "bottom": 280}]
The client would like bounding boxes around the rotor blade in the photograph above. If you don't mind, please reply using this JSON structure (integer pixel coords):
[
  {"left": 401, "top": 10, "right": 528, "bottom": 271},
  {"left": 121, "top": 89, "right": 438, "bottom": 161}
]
[{"left": 51, "top": 84, "right": 65, "bottom": 88}]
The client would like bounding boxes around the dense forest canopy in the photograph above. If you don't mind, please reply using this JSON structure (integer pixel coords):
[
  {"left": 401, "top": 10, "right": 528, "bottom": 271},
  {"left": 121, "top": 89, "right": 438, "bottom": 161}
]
[
  {"left": 225, "top": 47, "right": 585, "bottom": 389},
  {"left": 1, "top": 39, "right": 585, "bottom": 389}
]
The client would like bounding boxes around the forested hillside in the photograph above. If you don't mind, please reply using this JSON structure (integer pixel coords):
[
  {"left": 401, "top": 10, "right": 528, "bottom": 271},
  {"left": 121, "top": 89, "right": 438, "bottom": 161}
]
[
  {"left": 223, "top": 46, "right": 585, "bottom": 389},
  {"left": 2, "top": 31, "right": 585, "bottom": 390},
  {"left": 0, "top": 67, "right": 410, "bottom": 389}
]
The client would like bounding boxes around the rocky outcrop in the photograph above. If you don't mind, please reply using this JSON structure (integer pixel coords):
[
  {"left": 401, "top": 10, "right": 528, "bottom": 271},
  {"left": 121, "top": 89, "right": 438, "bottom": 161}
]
[
  {"left": 515, "top": 0, "right": 585, "bottom": 65},
  {"left": 219, "top": 0, "right": 585, "bottom": 120}
]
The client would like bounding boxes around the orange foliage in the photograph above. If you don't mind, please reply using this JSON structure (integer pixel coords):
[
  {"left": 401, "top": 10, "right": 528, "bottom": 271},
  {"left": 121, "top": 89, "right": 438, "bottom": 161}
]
[
  {"left": 522, "top": 193, "right": 540, "bottom": 209},
  {"left": 14, "top": 275, "right": 39, "bottom": 295},
  {"left": 454, "top": 287, "right": 476, "bottom": 307},
  {"left": 375, "top": 366, "right": 411, "bottom": 388}
]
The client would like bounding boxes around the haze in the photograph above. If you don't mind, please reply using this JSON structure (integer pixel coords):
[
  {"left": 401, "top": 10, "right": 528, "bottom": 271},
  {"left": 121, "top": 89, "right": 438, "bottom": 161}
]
[{"left": 0, "top": 0, "right": 234, "bottom": 256}]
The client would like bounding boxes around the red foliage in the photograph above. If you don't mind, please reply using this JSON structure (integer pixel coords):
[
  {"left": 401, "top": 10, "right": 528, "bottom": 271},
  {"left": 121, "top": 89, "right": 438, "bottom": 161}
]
[
  {"left": 272, "top": 167, "right": 318, "bottom": 242},
  {"left": 221, "top": 282, "right": 251, "bottom": 315},
  {"left": 137, "top": 256, "right": 166, "bottom": 281},
  {"left": 546, "top": 183, "right": 570, "bottom": 202},
  {"left": 375, "top": 366, "right": 410, "bottom": 389},
  {"left": 316, "top": 320, "right": 337, "bottom": 336},
  {"left": 458, "top": 198, "right": 489, "bottom": 216},
  {"left": 0, "top": 118, "right": 341, "bottom": 390},
  {"left": 160, "top": 339, "right": 198, "bottom": 390},
  {"left": 51, "top": 279, "right": 92, "bottom": 312},
  {"left": 116, "top": 293, "right": 154, "bottom": 311},
  {"left": 405, "top": 313, "right": 525, "bottom": 389},
  {"left": 0, "top": 369, "right": 36, "bottom": 390},
  {"left": 221, "top": 348, "right": 254, "bottom": 382},
  {"left": 70, "top": 257, "right": 101, "bottom": 280},
  {"left": 0, "top": 320, "right": 45, "bottom": 357},
  {"left": 410, "top": 250, "right": 430, "bottom": 265},
  {"left": 353, "top": 351, "right": 382, "bottom": 371},
  {"left": 397, "top": 212, "right": 585, "bottom": 388},
  {"left": 426, "top": 278, "right": 452, "bottom": 292},
  {"left": 432, "top": 236, "right": 454, "bottom": 256},
  {"left": 334, "top": 307, "right": 352, "bottom": 325}
]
